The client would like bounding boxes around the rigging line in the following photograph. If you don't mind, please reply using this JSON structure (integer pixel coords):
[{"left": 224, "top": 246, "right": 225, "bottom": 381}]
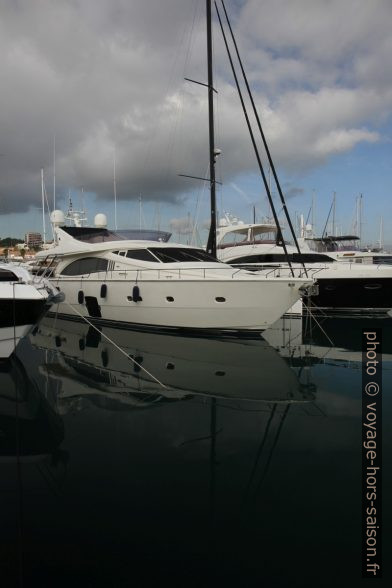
[
  {"left": 209, "top": 397, "right": 217, "bottom": 524},
  {"left": 165, "top": 10, "right": 207, "bottom": 195},
  {"left": 35, "top": 463, "right": 61, "bottom": 497},
  {"left": 219, "top": 0, "right": 308, "bottom": 278},
  {"left": 305, "top": 205, "right": 312, "bottom": 227},
  {"left": 191, "top": 163, "right": 210, "bottom": 245},
  {"left": 254, "top": 403, "right": 291, "bottom": 494},
  {"left": 302, "top": 300, "right": 335, "bottom": 347},
  {"left": 214, "top": 2, "right": 295, "bottom": 276},
  {"left": 13, "top": 289, "right": 24, "bottom": 587},
  {"left": 242, "top": 403, "right": 277, "bottom": 501},
  {"left": 322, "top": 198, "right": 334, "bottom": 239},
  {"left": 146, "top": 0, "right": 200, "bottom": 184},
  {"left": 61, "top": 301, "right": 168, "bottom": 389}
]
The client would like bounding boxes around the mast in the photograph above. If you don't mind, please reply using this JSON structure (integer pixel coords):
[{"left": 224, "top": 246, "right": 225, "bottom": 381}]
[
  {"left": 206, "top": 0, "right": 217, "bottom": 258},
  {"left": 53, "top": 135, "right": 56, "bottom": 211},
  {"left": 332, "top": 191, "right": 336, "bottom": 236},
  {"left": 113, "top": 147, "right": 118, "bottom": 230},
  {"left": 311, "top": 189, "right": 316, "bottom": 235},
  {"left": 41, "top": 168, "right": 46, "bottom": 245}
]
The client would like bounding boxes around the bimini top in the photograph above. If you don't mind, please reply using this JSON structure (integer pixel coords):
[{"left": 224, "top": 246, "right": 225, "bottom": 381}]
[{"left": 61, "top": 226, "right": 172, "bottom": 244}]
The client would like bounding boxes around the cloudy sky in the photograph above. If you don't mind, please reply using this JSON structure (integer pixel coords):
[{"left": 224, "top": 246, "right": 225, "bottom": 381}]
[{"left": 0, "top": 0, "right": 391, "bottom": 246}]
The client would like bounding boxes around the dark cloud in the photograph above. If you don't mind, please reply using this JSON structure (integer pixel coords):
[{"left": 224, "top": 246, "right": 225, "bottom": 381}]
[{"left": 0, "top": 0, "right": 390, "bottom": 216}]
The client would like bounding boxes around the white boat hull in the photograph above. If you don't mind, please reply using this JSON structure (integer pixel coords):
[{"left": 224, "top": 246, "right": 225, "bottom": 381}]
[{"left": 50, "top": 275, "right": 307, "bottom": 332}]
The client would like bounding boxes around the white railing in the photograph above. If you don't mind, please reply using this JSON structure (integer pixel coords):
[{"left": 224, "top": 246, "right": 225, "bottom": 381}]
[{"left": 53, "top": 264, "right": 313, "bottom": 282}]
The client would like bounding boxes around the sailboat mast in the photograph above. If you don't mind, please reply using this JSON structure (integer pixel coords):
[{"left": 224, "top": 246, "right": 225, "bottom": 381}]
[
  {"left": 206, "top": 0, "right": 217, "bottom": 258},
  {"left": 113, "top": 147, "right": 118, "bottom": 230},
  {"left": 41, "top": 168, "right": 46, "bottom": 245},
  {"left": 53, "top": 135, "right": 56, "bottom": 211},
  {"left": 332, "top": 191, "right": 336, "bottom": 235}
]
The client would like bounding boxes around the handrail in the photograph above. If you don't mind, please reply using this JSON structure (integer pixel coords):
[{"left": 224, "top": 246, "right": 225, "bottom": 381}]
[{"left": 55, "top": 264, "right": 312, "bottom": 281}]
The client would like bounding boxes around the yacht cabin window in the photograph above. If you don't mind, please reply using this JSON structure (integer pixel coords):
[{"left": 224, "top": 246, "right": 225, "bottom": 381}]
[
  {"left": 113, "top": 247, "right": 217, "bottom": 263},
  {"left": 229, "top": 253, "right": 335, "bottom": 264},
  {"left": 0, "top": 269, "right": 19, "bottom": 281},
  {"left": 60, "top": 257, "right": 109, "bottom": 276},
  {"left": 148, "top": 247, "right": 219, "bottom": 263},
  {"left": 126, "top": 249, "right": 158, "bottom": 262}
]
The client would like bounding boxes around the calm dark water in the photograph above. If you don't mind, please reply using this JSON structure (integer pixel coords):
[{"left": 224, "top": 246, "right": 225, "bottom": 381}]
[{"left": 1, "top": 314, "right": 391, "bottom": 587}]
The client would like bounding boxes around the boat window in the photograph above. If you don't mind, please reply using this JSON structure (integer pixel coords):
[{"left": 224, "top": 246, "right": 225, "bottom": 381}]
[
  {"left": 149, "top": 247, "right": 219, "bottom": 263},
  {"left": 374, "top": 256, "right": 392, "bottom": 265},
  {"left": 0, "top": 269, "right": 19, "bottom": 281},
  {"left": 60, "top": 257, "right": 109, "bottom": 275},
  {"left": 229, "top": 253, "right": 335, "bottom": 264},
  {"left": 126, "top": 249, "right": 158, "bottom": 262},
  {"left": 220, "top": 231, "right": 248, "bottom": 245}
]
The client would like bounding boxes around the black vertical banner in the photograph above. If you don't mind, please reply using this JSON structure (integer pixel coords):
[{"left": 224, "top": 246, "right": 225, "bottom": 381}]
[{"left": 362, "top": 329, "right": 382, "bottom": 578}]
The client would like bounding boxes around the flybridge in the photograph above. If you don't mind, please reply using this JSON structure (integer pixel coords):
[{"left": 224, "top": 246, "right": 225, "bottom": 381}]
[{"left": 61, "top": 226, "right": 172, "bottom": 244}]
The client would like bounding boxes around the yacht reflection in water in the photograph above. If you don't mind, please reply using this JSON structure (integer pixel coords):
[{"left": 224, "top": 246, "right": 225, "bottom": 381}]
[
  {"left": 264, "top": 312, "right": 392, "bottom": 365},
  {"left": 29, "top": 316, "right": 316, "bottom": 413},
  {"left": 0, "top": 355, "right": 65, "bottom": 464}
]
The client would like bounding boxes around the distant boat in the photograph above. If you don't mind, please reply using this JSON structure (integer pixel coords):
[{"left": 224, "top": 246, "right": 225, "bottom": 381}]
[{"left": 216, "top": 214, "right": 392, "bottom": 315}]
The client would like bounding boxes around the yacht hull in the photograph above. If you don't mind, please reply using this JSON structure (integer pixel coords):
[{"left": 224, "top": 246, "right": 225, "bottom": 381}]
[
  {"left": 50, "top": 276, "right": 307, "bottom": 333},
  {"left": 306, "top": 276, "right": 392, "bottom": 314}
]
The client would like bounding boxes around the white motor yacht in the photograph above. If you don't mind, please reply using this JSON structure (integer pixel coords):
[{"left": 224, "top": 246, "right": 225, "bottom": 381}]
[
  {"left": 0, "top": 263, "right": 61, "bottom": 358},
  {"left": 32, "top": 210, "right": 314, "bottom": 335},
  {"left": 216, "top": 214, "right": 392, "bottom": 315}
]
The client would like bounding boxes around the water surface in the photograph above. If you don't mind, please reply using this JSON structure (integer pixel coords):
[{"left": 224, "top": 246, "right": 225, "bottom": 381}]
[{"left": 1, "top": 314, "right": 391, "bottom": 587}]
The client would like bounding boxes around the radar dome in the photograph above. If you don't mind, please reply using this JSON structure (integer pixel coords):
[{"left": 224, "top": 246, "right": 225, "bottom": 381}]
[
  {"left": 94, "top": 213, "right": 107, "bottom": 228},
  {"left": 51, "top": 210, "right": 65, "bottom": 226}
]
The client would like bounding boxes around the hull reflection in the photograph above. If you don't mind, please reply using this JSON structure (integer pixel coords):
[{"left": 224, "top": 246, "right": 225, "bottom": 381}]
[
  {"left": 0, "top": 356, "right": 64, "bottom": 463},
  {"left": 29, "top": 315, "right": 314, "bottom": 412},
  {"left": 265, "top": 313, "right": 392, "bottom": 365}
]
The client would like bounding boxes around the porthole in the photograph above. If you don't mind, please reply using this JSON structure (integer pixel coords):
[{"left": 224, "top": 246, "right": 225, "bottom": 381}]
[
  {"left": 166, "top": 296, "right": 174, "bottom": 302},
  {"left": 166, "top": 362, "right": 175, "bottom": 370},
  {"left": 215, "top": 297, "right": 226, "bottom": 302},
  {"left": 215, "top": 371, "right": 226, "bottom": 376}
]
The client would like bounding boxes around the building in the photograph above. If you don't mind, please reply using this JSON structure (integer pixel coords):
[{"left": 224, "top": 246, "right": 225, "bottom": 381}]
[{"left": 25, "top": 232, "right": 43, "bottom": 248}]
